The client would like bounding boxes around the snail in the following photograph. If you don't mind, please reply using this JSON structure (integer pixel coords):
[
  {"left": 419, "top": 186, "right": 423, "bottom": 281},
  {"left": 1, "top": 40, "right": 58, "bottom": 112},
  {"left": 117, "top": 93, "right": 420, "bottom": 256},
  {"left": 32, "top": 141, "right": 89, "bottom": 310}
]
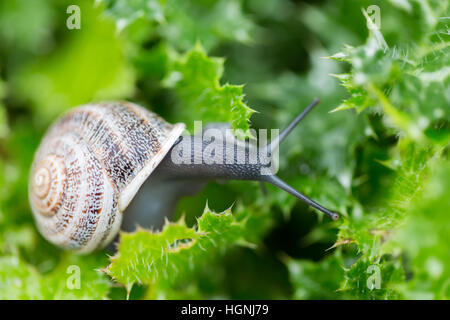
[{"left": 29, "top": 99, "right": 338, "bottom": 253}]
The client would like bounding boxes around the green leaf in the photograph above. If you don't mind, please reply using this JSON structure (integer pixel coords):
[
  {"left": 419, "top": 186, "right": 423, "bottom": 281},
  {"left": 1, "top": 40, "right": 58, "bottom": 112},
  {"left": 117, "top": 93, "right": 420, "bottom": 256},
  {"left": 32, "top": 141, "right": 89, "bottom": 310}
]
[
  {"left": 105, "top": 206, "right": 247, "bottom": 293},
  {"left": 160, "top": 0, "right": 254, "bottom": 51},
  {"left": 100, "top": 0, "right": 254, "bottom": 51},
  {"left": 338, "top": 139, "right": 439, "bottom": 253},
  {"left": 288, "top": 255, "right": 346, "bottom": 299},
  {"left": 342, "top": 255, "right": 404, "bottom": 299},
  {"left": 42, "top": 253, "right": 111, "bottom": 300},
  {"left": 332, "top": 5, "right": 449, "bottom": 135},
  {"left": 329, "top": 73, "right": 375, "bottom": 113},
  {"left": 335, "top": 139, "right": 441, "bottom": 298},
  {"left": 0, "top": 256, "right": 43, "bottom": 299},
  {"left": 164, "top": 43, "right": 255, "bottom": 138},
  {"left": 100, "top": 0, "right": 166, "bottom": 29},
  {"left": 391, "top": 161, "right": 450, "bottom": 299},
  {"left": 0, "top": 253, "right": 110, "bottom": 300}
]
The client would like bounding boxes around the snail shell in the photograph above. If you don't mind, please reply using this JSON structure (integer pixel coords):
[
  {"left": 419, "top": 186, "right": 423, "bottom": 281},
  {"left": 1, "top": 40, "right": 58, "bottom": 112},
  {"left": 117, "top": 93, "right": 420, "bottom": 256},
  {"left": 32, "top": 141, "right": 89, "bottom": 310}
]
[{"left": 29, "top": 102, "right": 185, "bottom": 253}]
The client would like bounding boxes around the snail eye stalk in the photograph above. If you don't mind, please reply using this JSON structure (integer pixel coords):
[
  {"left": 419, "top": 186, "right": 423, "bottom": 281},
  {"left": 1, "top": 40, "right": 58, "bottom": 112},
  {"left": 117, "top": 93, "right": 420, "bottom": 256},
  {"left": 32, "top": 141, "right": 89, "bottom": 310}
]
[
  {"left": 268, "top": 98, "right": 320, "bottom": 153},
  {"left": 263, "top": 98, "right": 339, "bottom": 220},
  {"left": 263, "top": 175, "right": 339, "bottom": 220}
]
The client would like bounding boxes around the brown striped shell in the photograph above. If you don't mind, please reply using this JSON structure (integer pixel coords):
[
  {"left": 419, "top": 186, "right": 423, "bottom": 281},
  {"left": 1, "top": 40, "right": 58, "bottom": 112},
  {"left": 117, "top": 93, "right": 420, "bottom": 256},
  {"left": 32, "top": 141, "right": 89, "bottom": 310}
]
[{"left": 29, "top": 102, "right": 185, "bottom": 253}]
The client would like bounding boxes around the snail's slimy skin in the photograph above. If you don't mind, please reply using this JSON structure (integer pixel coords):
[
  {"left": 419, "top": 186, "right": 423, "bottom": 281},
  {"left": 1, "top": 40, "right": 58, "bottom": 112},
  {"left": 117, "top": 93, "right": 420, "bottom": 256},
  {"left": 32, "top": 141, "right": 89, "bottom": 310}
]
[{"left": 29, "top": 102, "right": 184, "bottom": 253}]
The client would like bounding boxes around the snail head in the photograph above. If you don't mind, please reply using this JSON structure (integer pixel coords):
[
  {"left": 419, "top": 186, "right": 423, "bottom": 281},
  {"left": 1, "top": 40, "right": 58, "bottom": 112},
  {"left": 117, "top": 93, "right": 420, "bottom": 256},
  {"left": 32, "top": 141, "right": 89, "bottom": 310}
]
[{"left": 157, "top": 98, "right": 339, "bottom": 220}]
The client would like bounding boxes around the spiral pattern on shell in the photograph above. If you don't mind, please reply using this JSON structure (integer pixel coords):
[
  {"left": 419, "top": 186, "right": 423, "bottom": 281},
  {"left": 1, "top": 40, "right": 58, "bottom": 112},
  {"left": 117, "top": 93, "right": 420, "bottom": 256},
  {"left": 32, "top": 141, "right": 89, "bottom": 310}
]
[{"left": 29, "top": 102, "right": 185, "bottom": 253}]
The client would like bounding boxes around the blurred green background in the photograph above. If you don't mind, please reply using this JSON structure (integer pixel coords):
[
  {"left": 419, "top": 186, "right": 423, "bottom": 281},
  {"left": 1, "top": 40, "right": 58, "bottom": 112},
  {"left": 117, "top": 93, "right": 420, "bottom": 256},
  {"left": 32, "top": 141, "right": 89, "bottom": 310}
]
[{"left": 0, "top": 0, "right": 448, "bottom": 299}]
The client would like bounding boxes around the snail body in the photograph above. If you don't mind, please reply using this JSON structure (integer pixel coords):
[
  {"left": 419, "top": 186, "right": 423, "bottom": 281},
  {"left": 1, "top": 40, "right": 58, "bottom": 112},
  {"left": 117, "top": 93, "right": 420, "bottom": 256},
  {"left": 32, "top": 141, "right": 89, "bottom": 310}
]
[{"left": 29, "top": 100, "right": 338, "bottom": 253}]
